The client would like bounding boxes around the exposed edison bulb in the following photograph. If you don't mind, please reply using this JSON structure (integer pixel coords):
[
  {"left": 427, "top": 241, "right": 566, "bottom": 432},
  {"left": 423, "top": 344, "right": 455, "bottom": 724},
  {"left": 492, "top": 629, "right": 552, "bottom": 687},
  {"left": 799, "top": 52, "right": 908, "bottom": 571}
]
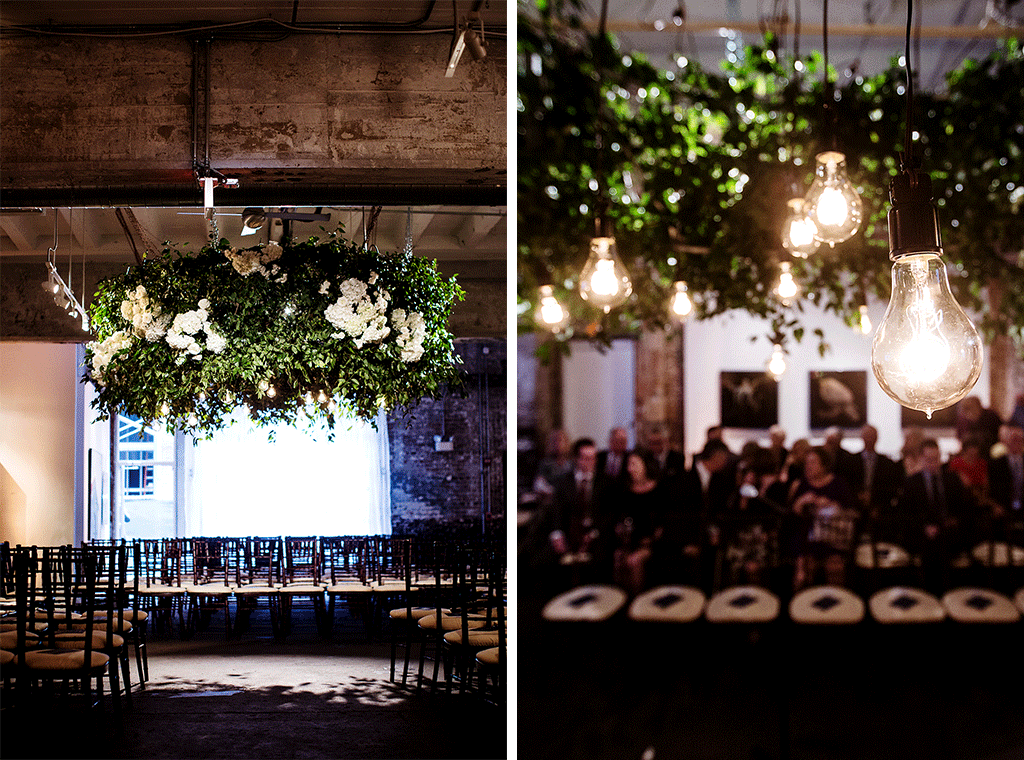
[
  {"left": 258, "top": 379, "right": 269, "bottom": 393},
  {"left": 579, "top": 236, "right": 632, "bottom": 313},
  {"left": 670, "top": 281, "right": 693, "bottom": 321},
  {"left": 782, "top": 198, "right": 820, "bottom": 258},
  {"left": 858, "top": 304, "right": 872, "bottom": 335},
  {"left": 305, "top": 391, "right": 314, "bottom": 405},
  {"left": 187, "top": 412, "right": 198, "bottom": 427},
  {"left": 775, "top": 262, "right": 799, "bottom": 304},
  {"left": 266, "top": 385, "right": 277, "bottom": 398},
  {"left": 871, "top": 253, "right": 983, "bottom": 418},
  {"left": 159, "top": 401, "right": 170, "bottom": 417},
  {"left": 198, "top": 391, "right": 207, "bottom": 403},
  {"left": 317, "top": 390, "right": 328, "bottom": 404},
  {"left": 766, "top": 344, "right": 787, "bottom": 379},
  {"left": 805, "top": 151, "right": 863, "bottom": 247},
  {"left": 534, "top": 284, "right": 569, "bottom": 331}
]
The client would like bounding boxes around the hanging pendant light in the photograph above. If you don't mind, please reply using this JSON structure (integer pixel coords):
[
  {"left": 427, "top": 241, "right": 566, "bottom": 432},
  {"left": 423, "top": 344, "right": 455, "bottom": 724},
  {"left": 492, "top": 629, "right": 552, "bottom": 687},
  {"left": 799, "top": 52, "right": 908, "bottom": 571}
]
[
  {"left": 805, "top": 151, "right": 863, "bottom": 246},
  {"left": 775, "top": 261, "right": 800, "bottom": 304},
  {"left": 782, "top": 198, "right": 820, "bottom": 257},
  {"left": 803, "top": 0, "right": 862, "bottom": 247},
  {"left": 579, "top": 236, "right": 631, "bottom": 313},
  {"left": 858, "top": 304, "right": 873, "bottom": 335},
  {"left": 535, "top": 284, "right": 570, "bottom": 331},
  {"left": 870, "top": 0, "right": 982, "bottom": 418},
  {"left": 669, "top": 280, "right": 693, "bottom": 321},
  {"left": 766, "top": 344, "right": 787, "bottom": 379}
]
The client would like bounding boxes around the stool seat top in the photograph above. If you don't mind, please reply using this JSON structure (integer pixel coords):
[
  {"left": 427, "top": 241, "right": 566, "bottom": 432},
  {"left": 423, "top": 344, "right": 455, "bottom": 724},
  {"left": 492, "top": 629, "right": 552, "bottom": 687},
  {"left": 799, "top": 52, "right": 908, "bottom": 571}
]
[
  {"left": 790, "top": 585, "right": 865, "bottom": 625},
  {"left": 706, "top": 586, "right": 780, "bottom": 624},
  {"left": 628, "top": 585, "right": 706, "bottom": 623},
  {"left": 869, "top": 586, "right": 945, "bottom": 624},
  {"left": 855, "top": 542, "right": 911, "bottom": 569},
  {"left": 942, "top": 587, "right": 1020, "bottom": 623},
  {"left": 542, "top": 584, "right": 627, "bottom": 623},
  {"left": 971, "top": 542, "right": 1024, "bottom": 567}
]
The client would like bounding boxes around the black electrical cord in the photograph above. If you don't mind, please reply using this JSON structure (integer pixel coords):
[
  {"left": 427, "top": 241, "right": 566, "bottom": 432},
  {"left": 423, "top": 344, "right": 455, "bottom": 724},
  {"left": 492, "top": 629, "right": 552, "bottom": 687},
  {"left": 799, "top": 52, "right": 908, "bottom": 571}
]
[{"left": 904, "top": 0, "right": 915, "bottom": 166}]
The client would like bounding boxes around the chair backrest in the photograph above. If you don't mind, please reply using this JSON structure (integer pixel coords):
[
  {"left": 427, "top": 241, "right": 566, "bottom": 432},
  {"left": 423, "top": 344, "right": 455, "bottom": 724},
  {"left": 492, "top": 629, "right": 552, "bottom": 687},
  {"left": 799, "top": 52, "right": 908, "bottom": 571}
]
[
  {"left": 192, "top": 537, "right": 238, "bottom": 586},
  {"left": 282, "top": 536, "right": 322, "bottom": 586},
  {"left": 239, "top": 536, "right": 281, "bottom": 587},
  {"left": 137, "top": 538, "right": 183, "bottom": 588},
  {"left": 323, "top": 536, "right": 369, "bottom": 586}
]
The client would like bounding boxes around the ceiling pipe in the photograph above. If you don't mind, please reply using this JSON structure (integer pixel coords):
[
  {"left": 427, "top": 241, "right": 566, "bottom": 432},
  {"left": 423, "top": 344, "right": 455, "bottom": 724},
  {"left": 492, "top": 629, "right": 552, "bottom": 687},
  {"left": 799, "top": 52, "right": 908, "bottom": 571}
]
[{"left": 0, "top": 183, "right": 507, "bottom": 209}]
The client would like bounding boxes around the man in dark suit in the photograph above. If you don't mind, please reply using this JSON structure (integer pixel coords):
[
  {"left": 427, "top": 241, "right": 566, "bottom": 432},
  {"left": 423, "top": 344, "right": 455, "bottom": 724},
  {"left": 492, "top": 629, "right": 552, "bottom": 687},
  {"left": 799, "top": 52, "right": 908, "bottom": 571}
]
[
  {"left": 897, "top": 438, "right": 977, "bottom": 591},
  {"left": 596, "top": 426, "right": 630, "bottom": 485},
  {"left": 824, "top": 426, "right": 862, "bottom": 492},
  {"left": 642, "top": 423, "right": 686, "bottom": 484},
  {"left": 989, "top": 425, "right": 1024, "bottom": 515},
  {"left": 851, "top": 424, "right": 903, "bottom": 523},
  {"left": 652, "top": 439, "right": 732, "bottom": 587}
]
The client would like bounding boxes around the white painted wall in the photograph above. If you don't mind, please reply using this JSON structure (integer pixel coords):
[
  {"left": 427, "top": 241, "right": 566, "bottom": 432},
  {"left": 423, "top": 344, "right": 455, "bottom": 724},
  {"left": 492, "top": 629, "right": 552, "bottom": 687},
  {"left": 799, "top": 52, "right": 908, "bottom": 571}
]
[
  {"left": 562, "top": 337, "right": 637, "bottom": 448},
  {"left": 683, "top": 297, "right": 990, "bottom": 460},
  {"left": 0, "top": 342, "right": 80, "bottom": 546}
]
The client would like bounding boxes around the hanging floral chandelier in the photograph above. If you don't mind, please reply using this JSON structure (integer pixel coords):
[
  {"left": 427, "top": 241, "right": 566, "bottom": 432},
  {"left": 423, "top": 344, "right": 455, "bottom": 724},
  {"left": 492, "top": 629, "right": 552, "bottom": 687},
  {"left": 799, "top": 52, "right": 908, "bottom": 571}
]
[{"left": 84, "top": 231, "right": 464, "bottom": 434}]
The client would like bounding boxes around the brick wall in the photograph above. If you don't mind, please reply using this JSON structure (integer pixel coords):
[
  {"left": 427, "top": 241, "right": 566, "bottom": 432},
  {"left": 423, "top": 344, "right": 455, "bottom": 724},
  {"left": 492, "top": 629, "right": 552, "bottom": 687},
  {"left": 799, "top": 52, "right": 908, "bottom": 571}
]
[{"left": 387, "top": 337, "right": 506, "bottom": 537}]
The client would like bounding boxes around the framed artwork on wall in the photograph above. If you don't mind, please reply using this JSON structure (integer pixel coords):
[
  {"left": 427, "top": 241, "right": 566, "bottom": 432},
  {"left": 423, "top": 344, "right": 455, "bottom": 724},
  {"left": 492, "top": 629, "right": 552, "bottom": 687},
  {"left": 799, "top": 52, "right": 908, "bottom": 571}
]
[
  {"left": 720, "top": 371, "right": 779, "bottom": 429},
  {"left": 809, "top": 371, "right": 867, "bottom": 429}
]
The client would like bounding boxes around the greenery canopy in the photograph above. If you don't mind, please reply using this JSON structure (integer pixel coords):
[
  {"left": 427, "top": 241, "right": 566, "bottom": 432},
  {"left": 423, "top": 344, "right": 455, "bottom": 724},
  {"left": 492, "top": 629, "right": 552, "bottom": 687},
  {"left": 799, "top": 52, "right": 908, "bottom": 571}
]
[{"left": 517, "top": 1, "right": 1024, "bottom": 356}]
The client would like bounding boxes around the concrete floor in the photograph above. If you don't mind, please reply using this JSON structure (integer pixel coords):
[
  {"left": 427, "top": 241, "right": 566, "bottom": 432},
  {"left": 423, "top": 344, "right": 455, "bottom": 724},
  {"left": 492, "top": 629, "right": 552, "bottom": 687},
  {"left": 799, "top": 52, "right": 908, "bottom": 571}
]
[{"left": 1, "top": 604, "right": 506, "bottom": 760}]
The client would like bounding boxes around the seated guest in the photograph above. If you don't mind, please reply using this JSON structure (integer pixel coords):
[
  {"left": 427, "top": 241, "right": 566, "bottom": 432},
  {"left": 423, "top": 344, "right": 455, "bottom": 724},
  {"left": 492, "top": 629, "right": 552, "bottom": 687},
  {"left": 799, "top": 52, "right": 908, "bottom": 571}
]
[
  {"left": 524, "top": 437, "right": 615, "bottom": 587},
  {"left": 720, "top": 448, "right": 782, "bottom": 586},
  {"left": 533, "top": 428, "right": 572, "bottom": 504},
  {"left": 782, "top": 437, "right": 811, "bottom": 484},
  {"left": 767, "top": 424, "right": 788, "bottom": 475},
  {"left": 786, "top": 446, "right": 859, "bottom": 589},
  {"left": 948, "top": 436, "right": 989, "bottom": 506},
  {"left": 823, "top": 426, "right": 863, "bottom": 493},
  {"left": 897, "top": 438, "right": 979, "bottom": 592},
  {"left": 899, "top": 427, "right": 926, "bottom": 478},
  {"left": 641, "top": 422, "right": 686, "bottom": 484},
  {"left": 652, "top": 439, "right": 732, "bottom": 588},
  {"left": 853, "top": 424, "right": 903, "bottom": 518},
  {"left": 610, "top": 450, "right": 666, "bottom": 595},
  {"left": 955, "top": 395, "right": 1002, "bottom": 458},
  {"left": 596, "top": 426, "right": 630, "bottom": 485},
  {"left": 988, "top": 425, "right": 1024, "bottom": 519}
]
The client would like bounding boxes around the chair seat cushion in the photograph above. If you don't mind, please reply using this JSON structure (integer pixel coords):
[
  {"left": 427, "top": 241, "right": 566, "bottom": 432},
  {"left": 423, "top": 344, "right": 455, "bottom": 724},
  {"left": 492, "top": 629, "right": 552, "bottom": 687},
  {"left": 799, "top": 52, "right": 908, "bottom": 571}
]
[
  {"left": 278, "top": 585, "right": 326, "bottom": 595},
  {"left": 706, "top": 586, "right": 780, "bottom": 624},
  {"left": 372, "top": 582, "right": 409, "bottom": 593},
  {"left": 855, "top": 542, "right": 911, "bottom": 569},
  {"left": 629, "top": 585, "right": 706, "bottom": 623},
  {"left": 0, "top": 621, "right": 48, "bottom": 633},
  {"left": 389, "top": 607, "right": 448, "bottom": 620},
  {"left": 0, "top": 649, "right": 14, "bottom": 666},
  {"left": 789, "top": 585, "right": 865, "bottom": 625},
  {"left": 1015, "top": 587, "right": 1024, "bottom": 616},
  {"left": 0, "top": 629, "right": 40, "bottom": 649},
  {"left": 942, "top": 587, "right": 1020, "bottom": 623},
  {"left": 138, "top": 585, "right": 185, "bottom": 596},
  {"left": 23, "top": 649, "right": 109, "bottom": 671},
  {"left": 443, "top": 629, "right": 501, "bottom": 647},
  {"left": 542, "top": 584, "right": 628, "bottom": 623},
  {"left": 869, "top": 587, "right": 946, "bottom": 624},
  {"left": 97, "top": 609, "right": 149, "bottom": 623},
  {"left": 234, "top": 586, "right": 279, "bottom": 596},
  {"left": 327, "top": 583, "right": 373, "bottom": 595},
  {"left": 72, "top": 618, "right": 132, "bottom": 633},
  {"left": 476, "top": 646, "right": 501, "bottom": 666},
  {"left": 186, "top": 585, "right": 235, "bottom": 596},
  {"left": 52, "top": 631, "right": 126, "bottom": 649},
  {"left": 971, "top": 542, "right": 1024, "bottom": 567},
  {"left": 417, "top": 613, "right": 486, "bottom": 631}
]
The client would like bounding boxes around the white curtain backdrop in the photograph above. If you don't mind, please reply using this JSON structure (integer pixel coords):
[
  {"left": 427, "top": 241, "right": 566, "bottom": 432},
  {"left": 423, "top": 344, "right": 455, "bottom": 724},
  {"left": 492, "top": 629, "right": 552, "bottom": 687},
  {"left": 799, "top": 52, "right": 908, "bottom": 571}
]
[{"left": 190, "top": 409, "right": 391, "bottom": 536}]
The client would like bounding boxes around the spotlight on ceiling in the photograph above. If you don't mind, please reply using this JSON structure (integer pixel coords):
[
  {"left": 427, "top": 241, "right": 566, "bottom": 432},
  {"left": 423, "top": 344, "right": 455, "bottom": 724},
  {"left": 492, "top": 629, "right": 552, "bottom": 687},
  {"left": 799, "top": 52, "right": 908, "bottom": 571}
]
[{"left": 239, "top": 207, "right": 331, "bottom": 236}]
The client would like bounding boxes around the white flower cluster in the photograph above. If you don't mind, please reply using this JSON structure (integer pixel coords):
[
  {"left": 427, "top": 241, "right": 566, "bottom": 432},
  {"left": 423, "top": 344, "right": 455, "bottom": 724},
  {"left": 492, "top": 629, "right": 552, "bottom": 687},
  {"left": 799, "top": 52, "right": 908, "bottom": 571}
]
[
  {"left": 87, "top": 330, "right": 134, "bottom": 384},
  {"left": 165, "top": 299, "right": 227, "bottom": 358},
  {"left": 119, "top": 284, "right": 172, "bottom": 342},
  {"left": 323, "top": 276, "right": 391, "bottom": 348},
  {"left": 224, "top": 241, "right": 285, "bottom": 279},
  {"left": 391, "top": 309, "right": 427, "bottom": 363}
]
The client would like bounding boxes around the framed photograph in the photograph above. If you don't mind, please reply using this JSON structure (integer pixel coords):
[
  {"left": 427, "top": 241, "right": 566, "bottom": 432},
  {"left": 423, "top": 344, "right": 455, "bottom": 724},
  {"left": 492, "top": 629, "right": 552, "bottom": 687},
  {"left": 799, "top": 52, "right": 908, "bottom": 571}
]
[
  {"left": 901, "top": 403, "right": 957, "bottom": 428},
  {"left": 720, "top": 371, "right": 779, "bottom": 429},
  {"left": 809, "top": 371, "right": 867, "bottom": 429}
]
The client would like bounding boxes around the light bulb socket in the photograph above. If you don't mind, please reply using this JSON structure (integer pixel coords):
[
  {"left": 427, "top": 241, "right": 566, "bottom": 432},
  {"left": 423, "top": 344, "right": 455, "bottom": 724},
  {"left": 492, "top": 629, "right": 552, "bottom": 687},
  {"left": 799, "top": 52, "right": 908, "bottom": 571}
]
[{"left": 888, "top": 168, "right": 942, "bottom": 260}]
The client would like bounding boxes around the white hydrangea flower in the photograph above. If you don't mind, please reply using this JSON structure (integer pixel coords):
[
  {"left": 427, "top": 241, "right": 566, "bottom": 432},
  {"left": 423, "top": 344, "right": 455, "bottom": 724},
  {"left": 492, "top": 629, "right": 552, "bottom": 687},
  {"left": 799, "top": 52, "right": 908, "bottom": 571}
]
[
  {"left": 120, "top": 300, "right": 132, "bottom": 320},
  {"left": 206, "top": 330, "right": 227, "bottom": 354},
  {"left": 225, "top": 242, "right": 285, "bottom": 278},
  {"left": 368, "top": 271, "right": 379, "bottom": 285},
  {"left": 121, "top": 284, "right": 170, "bottom": 341},
  {"left": 143, "top": 314, "right": 172, "bottom": 342},
  {"left": 319, "top": 281, "right": 331, "bottom": 294},
  {"left": 198, "top": 299, "right": 210, "bottom": 310},
  {"left": 324, "top": 277, "right": 391, "bottom": 347},
  {"left": 392, "top": 309, "right": 426, "bottom": 363},
  {"left": 87, "top": 330, "right": 134, "bottom": 383}
]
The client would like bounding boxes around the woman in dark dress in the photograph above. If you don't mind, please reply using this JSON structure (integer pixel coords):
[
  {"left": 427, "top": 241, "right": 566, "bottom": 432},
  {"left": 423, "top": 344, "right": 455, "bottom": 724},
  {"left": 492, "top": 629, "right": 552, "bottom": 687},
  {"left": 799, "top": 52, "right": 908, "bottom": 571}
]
[
  {"left": 786, "top": 446, "right": 859, "bottom": 589},
  {"left": 611, "top": 450, "right": 667, "bottom": 595}
]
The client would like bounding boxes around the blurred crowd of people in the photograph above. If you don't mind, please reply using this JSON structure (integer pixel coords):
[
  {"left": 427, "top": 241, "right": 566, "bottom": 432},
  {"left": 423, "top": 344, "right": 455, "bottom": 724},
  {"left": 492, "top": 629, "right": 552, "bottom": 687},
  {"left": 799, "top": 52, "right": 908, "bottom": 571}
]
[{"left": 520, "top": 395, "right": 1024, "bottom": 598}]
